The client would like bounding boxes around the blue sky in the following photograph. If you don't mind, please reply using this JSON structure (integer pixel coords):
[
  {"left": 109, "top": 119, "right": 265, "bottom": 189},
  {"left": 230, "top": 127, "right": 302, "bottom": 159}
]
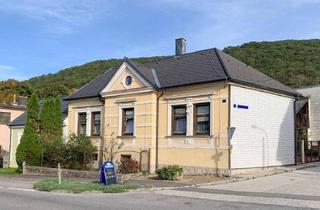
[{"left": 1, "top": 0, "right": 320, "bottom": 81}]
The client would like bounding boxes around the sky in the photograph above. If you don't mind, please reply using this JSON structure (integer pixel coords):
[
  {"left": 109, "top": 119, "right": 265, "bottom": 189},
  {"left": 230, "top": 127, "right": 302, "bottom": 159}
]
[{"left": 1, "top": 0, "right": 320, "bottom": 81}]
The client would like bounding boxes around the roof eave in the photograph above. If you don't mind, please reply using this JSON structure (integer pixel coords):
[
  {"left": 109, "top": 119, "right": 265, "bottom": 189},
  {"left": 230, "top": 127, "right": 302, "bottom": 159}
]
[{"left": 229, "top": 78, "right": 301, "bottom": 98}]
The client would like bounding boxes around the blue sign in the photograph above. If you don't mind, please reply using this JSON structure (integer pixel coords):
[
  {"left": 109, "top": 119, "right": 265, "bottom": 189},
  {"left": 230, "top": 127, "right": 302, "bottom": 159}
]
[
  {"left": 99, "top": 161, "right": 117, "bottom": 185},
  {"left": 233, "top": 104, "right": 249, "bottom": 109}
]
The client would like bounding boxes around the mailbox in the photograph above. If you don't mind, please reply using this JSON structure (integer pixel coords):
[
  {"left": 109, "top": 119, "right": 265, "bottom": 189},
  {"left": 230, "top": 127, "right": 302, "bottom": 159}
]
[{"left": 99, "top": 161, "right": 117, "bottom": 185}]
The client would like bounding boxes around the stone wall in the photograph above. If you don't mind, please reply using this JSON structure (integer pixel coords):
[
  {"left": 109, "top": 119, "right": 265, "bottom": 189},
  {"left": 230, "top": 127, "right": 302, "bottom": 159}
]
[
  {"left": 23, "top": 164, "right": 99, "bottom": 179},
  {"left": 22, "top": 164, "right": 142, "bottom": 181}
]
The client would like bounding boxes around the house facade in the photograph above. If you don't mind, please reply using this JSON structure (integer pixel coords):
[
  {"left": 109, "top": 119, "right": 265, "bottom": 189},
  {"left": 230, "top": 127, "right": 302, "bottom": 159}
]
[
  {"left": 63, "top": 39, "right": 299, "bottom": 175},
  {"left": 0, "top": 104, "right": 25, "bottom": 167}
]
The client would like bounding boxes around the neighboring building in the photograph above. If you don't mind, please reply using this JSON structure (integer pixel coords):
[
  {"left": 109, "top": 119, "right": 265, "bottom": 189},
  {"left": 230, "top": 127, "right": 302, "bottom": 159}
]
[
  {"left": 296, "top": 85, "right": 320, "bottom": 141},
  {"left": 8, "top": 99, "right": 69, "bottom": 168},
  {"left": 295, "top": 85, "right": 320, "bottom": 163},
  {"left": 0, "top": 104, "right": 26, "bottom": 167},
  {"left": 61, "top": 38, "right": 299, "bottom": 175}
]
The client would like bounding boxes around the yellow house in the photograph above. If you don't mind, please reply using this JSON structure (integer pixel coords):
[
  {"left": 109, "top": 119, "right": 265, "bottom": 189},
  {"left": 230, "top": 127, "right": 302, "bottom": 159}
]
[
  {"left": 64, "top": 38, "right": 299, "bottom": 175},
  {"left": 10, "top": 39, "right": 300, "bottom": 175}
]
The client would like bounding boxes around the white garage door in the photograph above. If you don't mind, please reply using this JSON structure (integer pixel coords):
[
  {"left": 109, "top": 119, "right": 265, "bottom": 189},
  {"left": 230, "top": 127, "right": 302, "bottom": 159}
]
[{"left": 230, "top": 85, "right": 295, "bottom": 169}]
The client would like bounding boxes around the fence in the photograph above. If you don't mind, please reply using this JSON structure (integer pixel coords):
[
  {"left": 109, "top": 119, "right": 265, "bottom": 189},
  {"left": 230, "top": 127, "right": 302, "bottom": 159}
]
[{"left": 296, "top": 140, "right": 320, "bottom": 163}]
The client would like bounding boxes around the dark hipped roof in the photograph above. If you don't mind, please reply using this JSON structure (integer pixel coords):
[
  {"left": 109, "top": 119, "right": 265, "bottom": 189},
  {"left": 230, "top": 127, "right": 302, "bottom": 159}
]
[
  {"left": 65, "top": 68, "right": 116, "bottom": 100},
  {"left": 9, "top": 98, "right": 68, "bottom": 127},
  {"left": 65, "top": 48, "right": 298, "bottom": 100}
]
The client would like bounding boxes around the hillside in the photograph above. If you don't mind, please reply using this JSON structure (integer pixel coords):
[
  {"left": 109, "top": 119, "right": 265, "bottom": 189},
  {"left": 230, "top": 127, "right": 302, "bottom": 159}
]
[
  {"left": 2, "top": 39, "right": 320, "bottom": 102},
  {"left": 224, "top": 39, "right": 320, "bottom": 88}
]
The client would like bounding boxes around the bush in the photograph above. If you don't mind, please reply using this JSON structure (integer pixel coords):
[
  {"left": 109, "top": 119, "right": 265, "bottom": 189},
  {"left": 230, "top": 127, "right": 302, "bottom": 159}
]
[
  {"left": 61, "top": 134, "right": 96, "bottom": 170},
  {"left": 118, "top": 159, "right": 140, "bottom": 174},
  {"left": 156, "top": 165, "right": 183, "bottom": 180}
]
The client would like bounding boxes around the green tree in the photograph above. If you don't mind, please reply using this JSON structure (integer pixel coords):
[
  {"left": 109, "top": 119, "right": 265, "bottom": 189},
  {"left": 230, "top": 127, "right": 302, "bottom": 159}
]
[
  {"left": 63, "top": 134, "right": 96, "bottom": 170},
  {"left": 16, "top": 94, "right": 42, "bottom": 168},
  {"left": 39, "top": 98, "right": 55, "bottom": 142},
  {"left": 40, "top": 96, "right": 64, "bottom": 167},
  {"left": 38, "top": 82, "right": 69, "bottom": 99}
]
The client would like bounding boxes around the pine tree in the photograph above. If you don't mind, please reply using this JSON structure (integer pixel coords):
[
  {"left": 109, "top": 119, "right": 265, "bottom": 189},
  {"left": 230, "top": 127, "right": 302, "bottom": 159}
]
[
  {"left": 40, "top": 98, "right": 54, "bottom": 142},
  {"left": 40, "top": 96, "right": 64, "bottom": 167},
  {"left": 53, "top": 96, "right": 63, "bottom": 140},
  {"left": 16, "top": 94, "right": 41, "bottom": 168}
]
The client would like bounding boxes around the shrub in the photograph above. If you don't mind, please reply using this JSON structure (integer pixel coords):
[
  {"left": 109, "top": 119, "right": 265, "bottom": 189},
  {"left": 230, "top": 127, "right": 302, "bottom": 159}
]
[
  {"left": 156, "top": 165, "right": 183, "bottom": 180},
  {"left": 118, "top": 159, "right": 140, "bottom": 174},
  {"left": 62, "top": 134, "right": 96, "bottom": 170}
]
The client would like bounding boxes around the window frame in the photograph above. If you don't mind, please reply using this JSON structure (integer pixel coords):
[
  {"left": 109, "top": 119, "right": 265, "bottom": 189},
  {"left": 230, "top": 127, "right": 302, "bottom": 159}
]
[
  {"left": 78, "top": 112, "right": 87, "bottom": 136},
  {"left": 122, "top": 108, "right": 134, "bottom": 136},
  {"left": 91, "top": 111, "right": 101, "bottom": 136},
  {"left": 171, "top": 105, "right": 187, "bottom": 136},
  {"left": 0, "top": 112, "right": 11, "bottom": 125},
  {"left": 193, "top": 102, "right": 210, "bottom": 135}
]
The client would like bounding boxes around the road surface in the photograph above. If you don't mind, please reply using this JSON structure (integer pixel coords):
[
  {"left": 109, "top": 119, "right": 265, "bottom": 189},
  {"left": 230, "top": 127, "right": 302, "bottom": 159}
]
[{"left": 0, "top": 165, "right": 319, "bottom": 210}]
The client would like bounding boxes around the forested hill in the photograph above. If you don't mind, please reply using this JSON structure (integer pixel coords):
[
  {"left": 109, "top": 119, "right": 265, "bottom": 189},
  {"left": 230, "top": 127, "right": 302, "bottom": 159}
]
[
  {"left": 2, "top": 39, "right": 320, "bottom": 102},
  {"left": 224, "top": 39, "right": 320, "bottom": 88}
]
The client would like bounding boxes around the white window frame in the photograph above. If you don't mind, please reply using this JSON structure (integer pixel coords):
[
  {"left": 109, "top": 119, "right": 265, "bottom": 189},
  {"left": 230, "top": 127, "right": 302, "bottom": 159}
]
[{"left": 74, "top": 106, "right": 102, "bottom": 136}]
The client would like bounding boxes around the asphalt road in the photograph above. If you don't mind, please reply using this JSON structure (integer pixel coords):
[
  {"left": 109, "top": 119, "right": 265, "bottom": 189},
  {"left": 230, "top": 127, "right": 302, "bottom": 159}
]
[{"left": 0, "top": 165, "right": 319, "bottom": 210}]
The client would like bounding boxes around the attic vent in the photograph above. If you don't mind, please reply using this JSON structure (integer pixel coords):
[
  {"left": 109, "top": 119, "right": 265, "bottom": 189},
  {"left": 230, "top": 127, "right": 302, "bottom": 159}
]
[{"left": 175, "top": 38, "right": 186, "bottom": 56}]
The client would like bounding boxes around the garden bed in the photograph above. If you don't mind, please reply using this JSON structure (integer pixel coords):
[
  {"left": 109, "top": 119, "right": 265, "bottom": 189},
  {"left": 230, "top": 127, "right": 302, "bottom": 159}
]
[{"left": 33, "top": 179, "right": 140, "bottom": 194}]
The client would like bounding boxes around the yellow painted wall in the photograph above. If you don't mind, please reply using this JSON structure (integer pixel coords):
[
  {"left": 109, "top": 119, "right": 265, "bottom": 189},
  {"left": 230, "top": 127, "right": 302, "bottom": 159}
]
[
  {"left": 9, "top": 127, "right": 24, "bottom": 168},
  {"left": 101, "top": 81, "right": 230, "bottom": 173}
]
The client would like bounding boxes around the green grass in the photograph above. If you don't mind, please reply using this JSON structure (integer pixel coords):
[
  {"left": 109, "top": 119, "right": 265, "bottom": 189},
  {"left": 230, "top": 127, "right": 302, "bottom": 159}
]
[
  {"left": 33, "top": 179, "right": 140, "bottom": 194},
  {"left": 0, "top": 168, "right": 20, "bottom": 174}
]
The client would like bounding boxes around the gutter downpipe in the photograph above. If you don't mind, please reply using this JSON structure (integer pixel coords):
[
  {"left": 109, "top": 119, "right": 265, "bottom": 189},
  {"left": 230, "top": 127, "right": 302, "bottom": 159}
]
[
  {"left": 152, "top": 67, "right": 163, "bottom": 171},
  {"left": 293, "top": 95, "right": 299, "bottom": 165},
  {"left": 156, "top": 89, "right": 163, "bottom": 170},
  {"left": 8, "top": 126, "right": 12, "bottom": 167}
]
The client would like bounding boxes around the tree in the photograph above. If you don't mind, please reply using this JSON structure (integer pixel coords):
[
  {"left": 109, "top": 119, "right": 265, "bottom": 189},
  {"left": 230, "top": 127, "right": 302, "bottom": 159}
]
[
  {"left": 37, "top": 82, "right": 69, "bottom": 99},
  {"left": 103, "top": 132, "right": 124, "bottom": 162},
  {"left": 63, "top": 134, "right": 96, "bottom": 170},
  {"left": 40, "top": 96, "right": 63, "bottom": 167},
  {"left": 39, "top": 98, "right": 55, "bottom": 142},
  {"left": 16, "top": 94, "right": 42, "bottom": 168}
]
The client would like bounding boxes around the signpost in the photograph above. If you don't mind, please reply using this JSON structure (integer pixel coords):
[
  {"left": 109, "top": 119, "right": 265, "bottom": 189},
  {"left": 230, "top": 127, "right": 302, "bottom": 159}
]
[{"left": 99, "top": 161, "right": 117, "bottom": 185}]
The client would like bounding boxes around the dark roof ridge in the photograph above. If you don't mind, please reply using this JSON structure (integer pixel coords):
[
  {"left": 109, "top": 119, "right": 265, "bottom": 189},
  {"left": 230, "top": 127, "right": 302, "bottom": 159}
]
[
  {"left": 217, "top": 49, "right": 267, "bottom": 77},
  {"left": 143, "top": 48, "right": 217, "bottom": 65},
  {"left": 124, "top": 57, "right": 155, "bottom": 87},
  {"left": 214, "top": 48, "right": 230, "bottom": 79}
]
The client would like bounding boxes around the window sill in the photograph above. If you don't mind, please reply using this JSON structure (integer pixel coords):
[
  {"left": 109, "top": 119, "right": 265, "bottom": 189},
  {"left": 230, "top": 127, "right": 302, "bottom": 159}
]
[
  {"left": 166, "top": 135, "right": 211, "bottom": 138},
  {"left": 116, "top": 136, "right": 136, "bottom": 139}
]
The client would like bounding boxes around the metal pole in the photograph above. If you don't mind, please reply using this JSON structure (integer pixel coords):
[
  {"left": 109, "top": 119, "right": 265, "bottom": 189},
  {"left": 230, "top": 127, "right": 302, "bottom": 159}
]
[{"left": 301, "top": 141, "right": 305, "bottom": 164}]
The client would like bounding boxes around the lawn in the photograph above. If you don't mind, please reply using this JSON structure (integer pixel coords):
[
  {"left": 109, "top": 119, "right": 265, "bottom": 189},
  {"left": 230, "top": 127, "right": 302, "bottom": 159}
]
[
  {"left": 0, "top": 168, "right": 20, "bottom": 174},
  {"left": 33, "top": 179, "right": 140, "bottom": 194}
]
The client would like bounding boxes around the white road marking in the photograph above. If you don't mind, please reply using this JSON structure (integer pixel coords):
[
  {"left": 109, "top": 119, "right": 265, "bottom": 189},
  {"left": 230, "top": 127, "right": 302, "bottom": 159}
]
[
  {"left": 156, "top": 190, "right": 320, "bottom": 209},
  {"left": 7, "top": 187, "right": 36, "bottom": 192}
]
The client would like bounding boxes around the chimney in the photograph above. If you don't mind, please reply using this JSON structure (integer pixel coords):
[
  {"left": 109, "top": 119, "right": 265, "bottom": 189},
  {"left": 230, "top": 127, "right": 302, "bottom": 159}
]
[{"left": 175, "top": 38, "right": 186, "bottom": 56}]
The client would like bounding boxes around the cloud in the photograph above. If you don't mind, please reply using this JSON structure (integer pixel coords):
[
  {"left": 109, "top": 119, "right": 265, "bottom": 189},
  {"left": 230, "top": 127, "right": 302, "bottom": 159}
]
[
  {"left": 0, "top": 65, "right": 15, "bottom": 71},
  {"left": 0, "top": 0, "right": 111, "bottom": 34}
]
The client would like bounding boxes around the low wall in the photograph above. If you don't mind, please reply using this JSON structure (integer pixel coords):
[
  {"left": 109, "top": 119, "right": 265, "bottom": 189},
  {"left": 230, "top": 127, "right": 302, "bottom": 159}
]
[
  {"left": 22, "top": 164, "right": 142, "bottom": 181},
  {"left": 23, "top": 165, "right": 99, "bottom": 179}
]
